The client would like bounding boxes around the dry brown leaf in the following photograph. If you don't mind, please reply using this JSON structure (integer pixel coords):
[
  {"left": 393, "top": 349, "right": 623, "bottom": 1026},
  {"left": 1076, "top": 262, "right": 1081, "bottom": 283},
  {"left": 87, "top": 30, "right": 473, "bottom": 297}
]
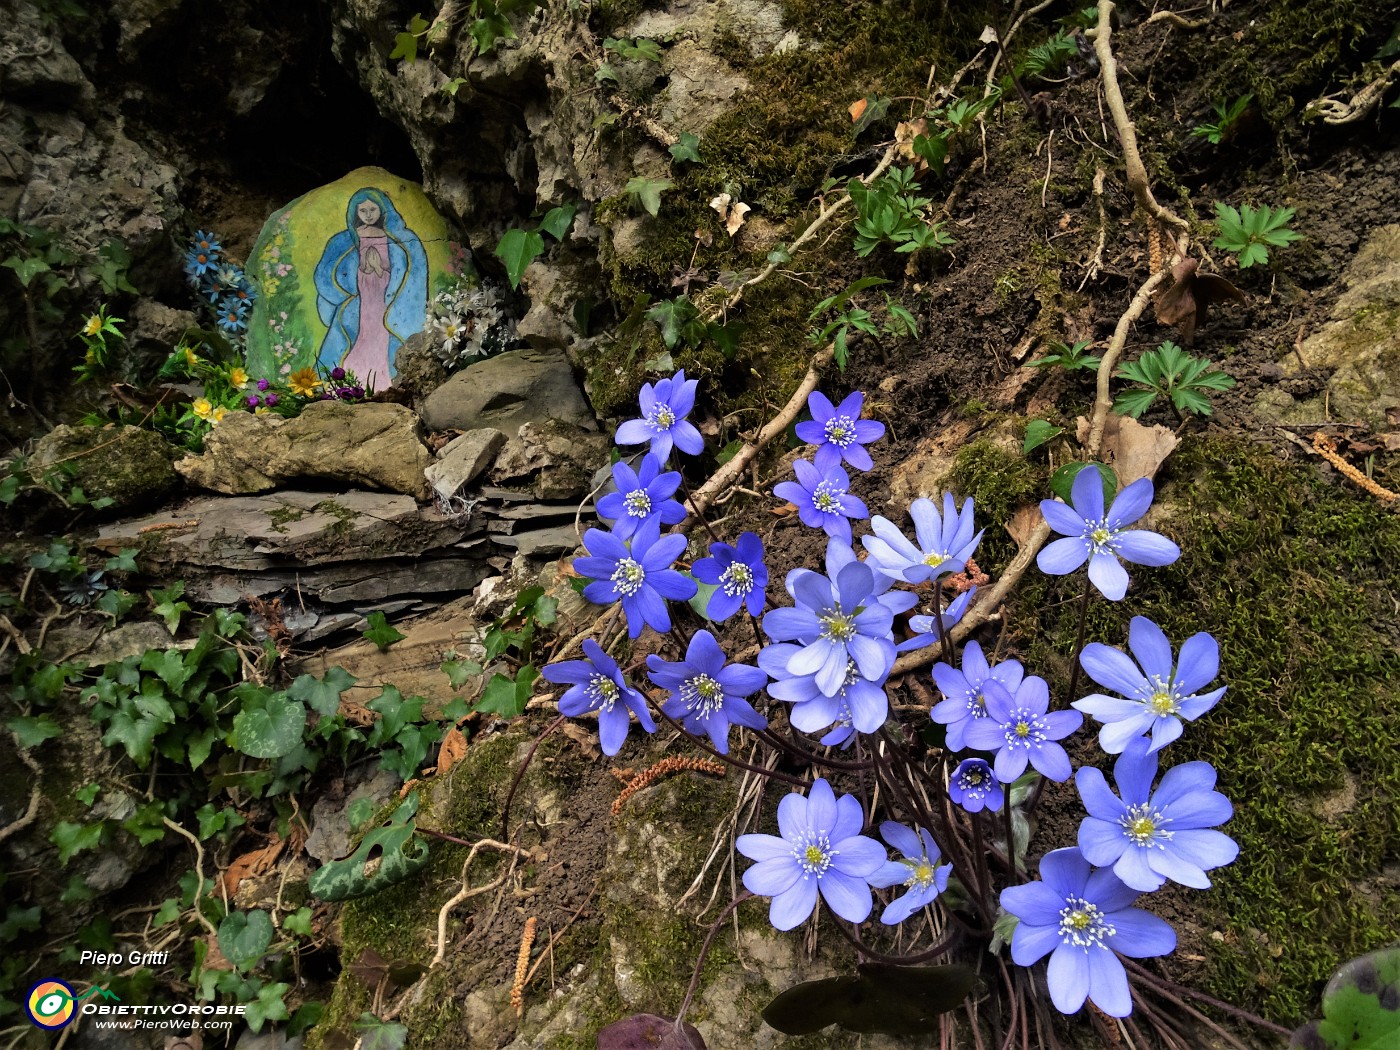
[
  {"left": 771, "top": 501, "right": 798, "bottom": 517},
  {"left": 849, "top": 97, "right": 868, "bottom": 123},
  {"left": 437, "top": 726, "right": 469, "bottom": 775},
  {"left": 1154, "top": 258, "right": 1245, "bottom": 344},
  {"left": 1006, "top": 505, "right": 1045, "bottom": 548},
  {"left": 709, "top": 193, "right": 750, "bottom": 237},
  {"left": 1077, "top": 414, "right": 1180, "bottom": 486},
  {"left": 561, "top": 721, "right": 601, "bottom": 760},
  {"left": 220, "top": 838, "right": 285, "bottom": 898},
  {"left": 340, "top": 698, "right": 376, "bottom": 726},
  {"left": 202, "top": 933, "right": 232, "bottom": 973},
  {"left": 895, "top": 118, "right": 929, "bottom": 163}
]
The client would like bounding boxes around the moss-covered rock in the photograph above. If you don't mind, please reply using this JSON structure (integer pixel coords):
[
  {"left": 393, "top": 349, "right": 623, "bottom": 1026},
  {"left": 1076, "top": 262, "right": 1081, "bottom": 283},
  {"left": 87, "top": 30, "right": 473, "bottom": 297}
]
[{"left": 28, "top": 423, "right": 179, "bottom": 512}]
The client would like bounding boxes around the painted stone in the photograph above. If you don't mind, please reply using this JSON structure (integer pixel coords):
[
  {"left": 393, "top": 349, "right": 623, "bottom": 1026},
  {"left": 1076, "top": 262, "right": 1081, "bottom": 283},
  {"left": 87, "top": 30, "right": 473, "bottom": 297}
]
[{"left": 243, "top": 166, "right": 454, "bottom": 389}]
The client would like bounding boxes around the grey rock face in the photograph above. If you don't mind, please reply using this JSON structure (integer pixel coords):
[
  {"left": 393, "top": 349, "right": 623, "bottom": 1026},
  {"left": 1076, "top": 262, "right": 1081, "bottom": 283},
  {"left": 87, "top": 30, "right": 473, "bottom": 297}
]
[
  {"left": 420, "top": 347, "right": 595, "bottom": 434},
  {"left": 425, "top": 427, "right": 507, "bottom": 501}
]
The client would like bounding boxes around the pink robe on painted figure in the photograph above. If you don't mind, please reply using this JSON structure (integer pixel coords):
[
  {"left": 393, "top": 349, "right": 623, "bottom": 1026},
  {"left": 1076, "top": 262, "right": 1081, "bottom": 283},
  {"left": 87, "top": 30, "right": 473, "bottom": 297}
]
[{"left": 340, "top": 230, "right": 392, "bottom": 389}]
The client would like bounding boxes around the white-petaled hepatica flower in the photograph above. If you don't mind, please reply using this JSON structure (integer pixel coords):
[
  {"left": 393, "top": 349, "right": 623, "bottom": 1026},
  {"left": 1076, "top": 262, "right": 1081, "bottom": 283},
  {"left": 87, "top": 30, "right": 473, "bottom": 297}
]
[
  {"left": 646, "top": 629, "right": 768, "bottom": 754},
  {"left": 1076, "top": 737, "right": 1238, "bottom": 892},
  {"left": 863, "top": 493, "right": 983, "bottom": 584},
  {"left": 868, "top": 822, "right": 952, "bottom": 925},
  {"left": 762, "top": 560, "right": 894, "bottom": 696},
  {"left": 1074, "top": 615, "right": 1226, "bottom": 754},
  {"left": 737, "top": 777, "right": 887, "bottom": 930},
  {"left": 541, "top": 638, "right": 655, "bottom": 755},
  {"left": 1037, "top": 467, "right": 1180, "bottom": 600},
  {"left": 963, "top": 676, "right": 1083, "bottom": 783},
  {"left": 1000, "top": 847, "right": 1176, "bottom": 1017}
]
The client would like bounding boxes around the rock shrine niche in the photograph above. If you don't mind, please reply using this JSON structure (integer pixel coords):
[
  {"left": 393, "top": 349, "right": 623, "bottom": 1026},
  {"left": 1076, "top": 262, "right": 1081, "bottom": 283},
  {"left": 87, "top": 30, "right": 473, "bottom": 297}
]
[{"left": 243, "top": 166, "right": 454, "bottom": 390}]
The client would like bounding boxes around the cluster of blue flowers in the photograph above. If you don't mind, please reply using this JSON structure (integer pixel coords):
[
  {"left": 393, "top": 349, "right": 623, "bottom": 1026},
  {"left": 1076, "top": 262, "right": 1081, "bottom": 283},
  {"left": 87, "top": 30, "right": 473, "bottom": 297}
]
[
  {"left": 543, "top": 369, "right": 1238, "bottom": 1023},
  {"left": 183, "top": 230, "right": 258, "bottom": 335}
]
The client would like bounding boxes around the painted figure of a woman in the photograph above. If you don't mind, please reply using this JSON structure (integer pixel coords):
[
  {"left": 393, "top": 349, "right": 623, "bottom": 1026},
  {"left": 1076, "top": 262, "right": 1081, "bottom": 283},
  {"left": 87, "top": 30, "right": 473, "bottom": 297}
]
[{"left": 313, "top": 188, "right": 429, "bottom": 387}]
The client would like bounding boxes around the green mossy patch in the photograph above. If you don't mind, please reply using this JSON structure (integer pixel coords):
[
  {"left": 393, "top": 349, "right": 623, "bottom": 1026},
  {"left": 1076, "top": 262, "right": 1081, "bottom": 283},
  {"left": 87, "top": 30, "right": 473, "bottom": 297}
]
[
  {"left": 1005, "top": 435, "right": 1400, "bottom": 1024},
  {"left": 940, "top": 437, "right": 1047, "bottom": 569}
]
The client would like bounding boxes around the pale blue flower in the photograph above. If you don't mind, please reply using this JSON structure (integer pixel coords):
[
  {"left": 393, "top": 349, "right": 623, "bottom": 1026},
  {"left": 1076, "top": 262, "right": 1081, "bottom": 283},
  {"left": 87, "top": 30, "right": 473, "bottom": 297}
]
[
  {"left": 541, "top": 639, "right": 654, "bottom": 755},
  {"left": 795, "top": 390, "right": 885, "bottom": 472},
  {"left": 931, "top": 641, "right": 1025, "bottom": 752},
  {"left": 868, "top": 823, "right": 951, "bottom": 925},
  {"left": 963, "top": 676, "right": 1082, "bottom": 783},
  {"left": 573, "top": 518, "right": 695, "bottom": 638},
  {"left": 863, "top": 493, "right": 983, "bottom": 584},
  {"left": 647, "top": 629, "right": 767, "bottom": 754},
  {"left": 614, "top": 369, "right": 703, "bottom": 462}
]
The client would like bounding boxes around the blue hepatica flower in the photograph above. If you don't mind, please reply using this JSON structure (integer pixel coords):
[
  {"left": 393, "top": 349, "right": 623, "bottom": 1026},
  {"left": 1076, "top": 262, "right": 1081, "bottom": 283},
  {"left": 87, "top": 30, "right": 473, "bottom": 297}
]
[
  {"left": 614, "top": 369, "right": 703, "bottom": 463},
  {"left": 896, "top": 587, "right": 976, "bottom": 654},
  {"left": 541, "top": 638, "right": 655, "bottom": 756},
  {"left": 216, "top": 296, "right": 249, "bottom": 333},
  {"left": 1074, "top": 616, "right": 1227, "bottom": 754},
  {"left": 863, "top": 494, "right": 983, "bottom": 584},
  {"left": 760, "top": 642, "right": 889, "bottom": 737},
  {"left": 762, "top": 560, "right": 894, "bottom": 696},
  {"left": 963, "top": 676, "right": 1083, "bottom": 783},
  {"left": 868, "top": 822, "right": 952, "bottom": 925},
  {"left": 774, "top": 459, "right": 868, "bottom": 543},
  {"left": 819, "top": 537, "right": 916, "bottom": 618},
  {"left": 795, "top": 390, "right": 886, "bottom": 473},
  {"left": 596, "top": 453, "right": 686, "bottom": 540},
  {"left": 737, "top": 777, "right": 887, "bottom": 930},
  {"left": 647, "top": 629, "right": 768, "bottom": 754},
  {"left": 1001, "top": 847, "right": 1176, "bottom": 1017},
  {"left": 949, "top": 758, "right": 1004, "bottom": 813},
  {"left": 691, "top": 531, "right": 768, "bottom": 620},
  {"left": 931, "top": 641, "right": 1025, "bottom": 753},
  {"left": 1037, "top": 467, "right": 1181, "bottom": 601},
  {"left": 574, "top": 517, "right": 696, "bottom": 638},
  {"left": 1077, "top": 737, "right": 1238, "bottom": 892}
]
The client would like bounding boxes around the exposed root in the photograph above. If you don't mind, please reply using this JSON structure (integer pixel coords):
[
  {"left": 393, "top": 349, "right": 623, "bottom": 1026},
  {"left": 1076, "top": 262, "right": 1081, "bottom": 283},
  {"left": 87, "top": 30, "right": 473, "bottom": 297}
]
[
  {"left": 432, "top": 838, "right": 535, "bottom": 967},
  {"left": 1307, "top": 59, "right": 1400, "bottom": 124}
]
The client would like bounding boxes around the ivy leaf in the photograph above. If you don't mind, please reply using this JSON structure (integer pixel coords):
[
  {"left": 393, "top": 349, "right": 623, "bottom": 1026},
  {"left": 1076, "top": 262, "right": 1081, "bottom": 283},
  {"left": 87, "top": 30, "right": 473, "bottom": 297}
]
[
  {"left": 355, "top": 1012, "right": 410, "bottom": 1050},
  {"left": 473, "top": 665, "right": 537, "bottom": 718},
  {"left": 232, "top": 694, "right": 306, "bottom": 759},
  {"left": 625, "top": 176, "right": 675, "bottom": 218},
  {"left": 218, "top": 909, "right": 275, "bottom": 971},
  {"left": 849, "top": 94, "right": 891, "bottom": 135},
  {"left": 668, "top": 132, "right": 701, "bottom": 164},
  {"left": 469, "top": 13, "right": 515, "bottom": 56},
  {"left": 389, "top": 13, "right": 428, "bottom": 62},
  {"left": 289, "top": 666, "right": 358, "bottom": 717},
  {"left": 51, "top": 821, "right": 106, "bottom": 865},
  {"left": 5, "top": 714, "right": 62, "bottom": 748},
  {"left": 141, "top": 648, "right": 194, "bottom": 694},
  {"left": 361, "top": 611, "right": 406, "bottom": 651},
  {"left": 494, "top": 228, "right": 545, "bottom": 291},
  {"left": 150, "top": 581, "right": 191, "bottom": 634},
  {"left": 283, "top": 907, "right": 315, "bottom": 937},
  {"left": 0, "top": 905, "right": 42, "bottom": 940},
  {"left": 244, "top": 981, "right": 291, "bottom": 1033},
  {"left": 103, "top": 549, "right": 139, "bottom": 572},
  {"left": 538, "top": 204, "right": 577, "bottom": 241},
  {"left": 440, "top": 657, "right": 482, "bottom": 690}
]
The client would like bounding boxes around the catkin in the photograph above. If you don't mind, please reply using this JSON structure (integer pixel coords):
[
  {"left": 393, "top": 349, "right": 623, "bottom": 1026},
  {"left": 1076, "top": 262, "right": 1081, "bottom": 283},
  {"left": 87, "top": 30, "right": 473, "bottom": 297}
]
[
  {"left": 611, "top": 756, "right": 727, "bottom": 816},
  {"left": 1312, "top": 434, "right": 1398, "bottom": 502},
  {"left": 510, "top": 917, "right": 537, "bottom": 1017}
]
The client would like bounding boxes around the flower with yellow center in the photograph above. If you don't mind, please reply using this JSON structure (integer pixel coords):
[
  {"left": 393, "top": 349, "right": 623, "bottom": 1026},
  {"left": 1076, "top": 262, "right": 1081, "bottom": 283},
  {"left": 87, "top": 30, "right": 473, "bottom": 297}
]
[
  {"left": 288, "top": 367, "right": 321, "bottom": 397},
  {"left": 83, "top": 314, "right": 103, "bottom": 337},
  {"left": 211, "top": 406, "right": 227, "bottom": 424},
  {"left": 183, "top": 346, "right": 198, "bottom": 370},
  {"left": 192, "top": 397, "right": 213, "bottom": 420},
  {"left": 227, "top": 366, "right": 248, "bottom": 388}
]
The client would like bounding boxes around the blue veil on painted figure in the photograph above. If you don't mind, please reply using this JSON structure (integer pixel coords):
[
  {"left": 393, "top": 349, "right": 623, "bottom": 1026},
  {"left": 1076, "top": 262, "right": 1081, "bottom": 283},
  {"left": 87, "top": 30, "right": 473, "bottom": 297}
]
[{"left": 313, "top": 187, "right": 429, "bottom": 386}]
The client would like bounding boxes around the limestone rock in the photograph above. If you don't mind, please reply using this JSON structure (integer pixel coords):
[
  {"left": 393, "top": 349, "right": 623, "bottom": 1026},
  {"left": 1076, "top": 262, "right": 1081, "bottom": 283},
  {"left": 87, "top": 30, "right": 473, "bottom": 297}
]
[
  {"left": 490, "top": 419, "right": 609, "bottom": 500},
  {"left": 425, "top": 428, "right": 507, "bottom": 502},
  {"left": 29, "top": 424, "right": 180, "bottom": 511},
  {"left": 420, "top": 347, "right": 595, "bottom": 434},
  {"left": 175, "top": 401, "right": 431, "bottom": 496},
  {"left": 1268, "top": 224, "right": 1400, "bottom": 426}
]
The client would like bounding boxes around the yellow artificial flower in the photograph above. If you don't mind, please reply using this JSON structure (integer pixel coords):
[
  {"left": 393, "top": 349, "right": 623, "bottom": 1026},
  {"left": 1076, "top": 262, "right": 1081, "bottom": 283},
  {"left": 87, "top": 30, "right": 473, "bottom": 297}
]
[
  {"left": 192, "top": 397, "right": 213, "bottom": 419},
  {"left": 255, "top": 406, "right": 271, "bottom": 415},
  {"left": 211, "top": 406, "right": 227, "bottom": 424},
  {"left": 288, "top": 367, "right": 321, "bottom": 397},
  {"left": 183, "top": 346, "right": 198, "bottom": 369},
  {"left": 82, "top": 314, "right": 103, "bottom": 337},
  {"left": 228, "top": 366, "right": 249, "bottom": 388}
]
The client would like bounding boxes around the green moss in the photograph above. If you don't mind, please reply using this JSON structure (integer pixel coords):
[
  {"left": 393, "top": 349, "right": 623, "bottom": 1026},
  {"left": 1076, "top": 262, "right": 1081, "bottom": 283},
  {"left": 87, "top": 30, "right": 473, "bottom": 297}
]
[
  {"left": 265, "top": 505, "right": 305, "bottom": 533},
  {"left": 313, "top": 499, "right": 356, "bottom": 538},
  {"left": 1006, "top": 435, "right": 1400, "bottom": 1024},
  {"left": 941, "top": 438, "right": 1046, "bottom": 568}
]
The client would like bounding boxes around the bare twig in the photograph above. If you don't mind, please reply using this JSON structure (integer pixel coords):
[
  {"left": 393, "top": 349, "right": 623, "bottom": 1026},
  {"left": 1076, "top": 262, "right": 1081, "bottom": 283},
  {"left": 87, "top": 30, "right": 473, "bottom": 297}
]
[
  {"left": 161, "top": 818, "right": 218, "bottom": 939},
  {"left": 432, "top": 838, "right": 534, "bottom": 966},
  {"left": 0, "top": 746, "right": 41, "bottom": 845}
]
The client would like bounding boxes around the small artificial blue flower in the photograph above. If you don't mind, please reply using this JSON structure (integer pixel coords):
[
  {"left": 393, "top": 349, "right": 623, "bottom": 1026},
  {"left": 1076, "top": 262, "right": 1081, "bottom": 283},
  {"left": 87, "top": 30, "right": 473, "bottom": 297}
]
[
  {"left": 541, "top": 638, "right": 655, "bottom": 755},
  {"left": 863, "top": 494, "right": 984, "bottom": 584},
  {"left": 896, "top": 587, "right": 976, "bottom": 654},
  {"left": 774, "top": 459, "right": 868, "bottom": 543},
  {"left": 614, "top": 369, "right": 703, "bottom": 462},
  {"left": 1037, "top": 467, "right": 1181, "bottom": 601},
  {"left": 948, "top": 758, "right": 1004, "bottom": 813},
  {"left": 931, "top": 641, "right": 1026, "bottom": 752},
  {"left": 868, "top": 822, "right": 951, "bottom": 925},
  {"left": 596, "top": 453, "right": 686, "bottom": 540},
  {"left": 794, "top": 390, "right": 886, "bottom": 472},
  {"left": 691, "top": 531, "right": 768, "bottom": 620},
  {"left": 1076, "top": 737, "right": 1238, "bottom": 892},
  {"left": 1000, "top": 847, "right": 1176, "bottom": 1017},
  {"left": 760, "top": 642, "right": 890, "bottom": 737},
  {"left": 963, "top": 676, "right": 1083, "bottom": 783},
  {"left": 191, "top": 230, "right": 222, "bottom": 255},
  {"left": 184, "top": 246, "right": 219, "bottom": 279},
  {"left": 1074, "top": 616, "right": 1226, "bottom": 754},
  {"left": 216, "top": 295, "right": 249, "bottom": 333},
  {"left": 647, "top": 629, "right": 768, "bottom": 754},
  {"left": 762, "top": 560, "right": 894, "bottom": 696},
  {"left": 573, "top": 517, "right": 696, "bottom": 638},
  {"left": 737, "top": 777, "right": 888, "bottom": 930}
]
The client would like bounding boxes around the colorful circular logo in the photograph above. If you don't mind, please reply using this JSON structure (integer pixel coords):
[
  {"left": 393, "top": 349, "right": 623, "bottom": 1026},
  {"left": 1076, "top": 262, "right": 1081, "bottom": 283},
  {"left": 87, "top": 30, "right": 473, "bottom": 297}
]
[{"left": 25, "top": 980, "right": 76, "bottom": 1029}]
